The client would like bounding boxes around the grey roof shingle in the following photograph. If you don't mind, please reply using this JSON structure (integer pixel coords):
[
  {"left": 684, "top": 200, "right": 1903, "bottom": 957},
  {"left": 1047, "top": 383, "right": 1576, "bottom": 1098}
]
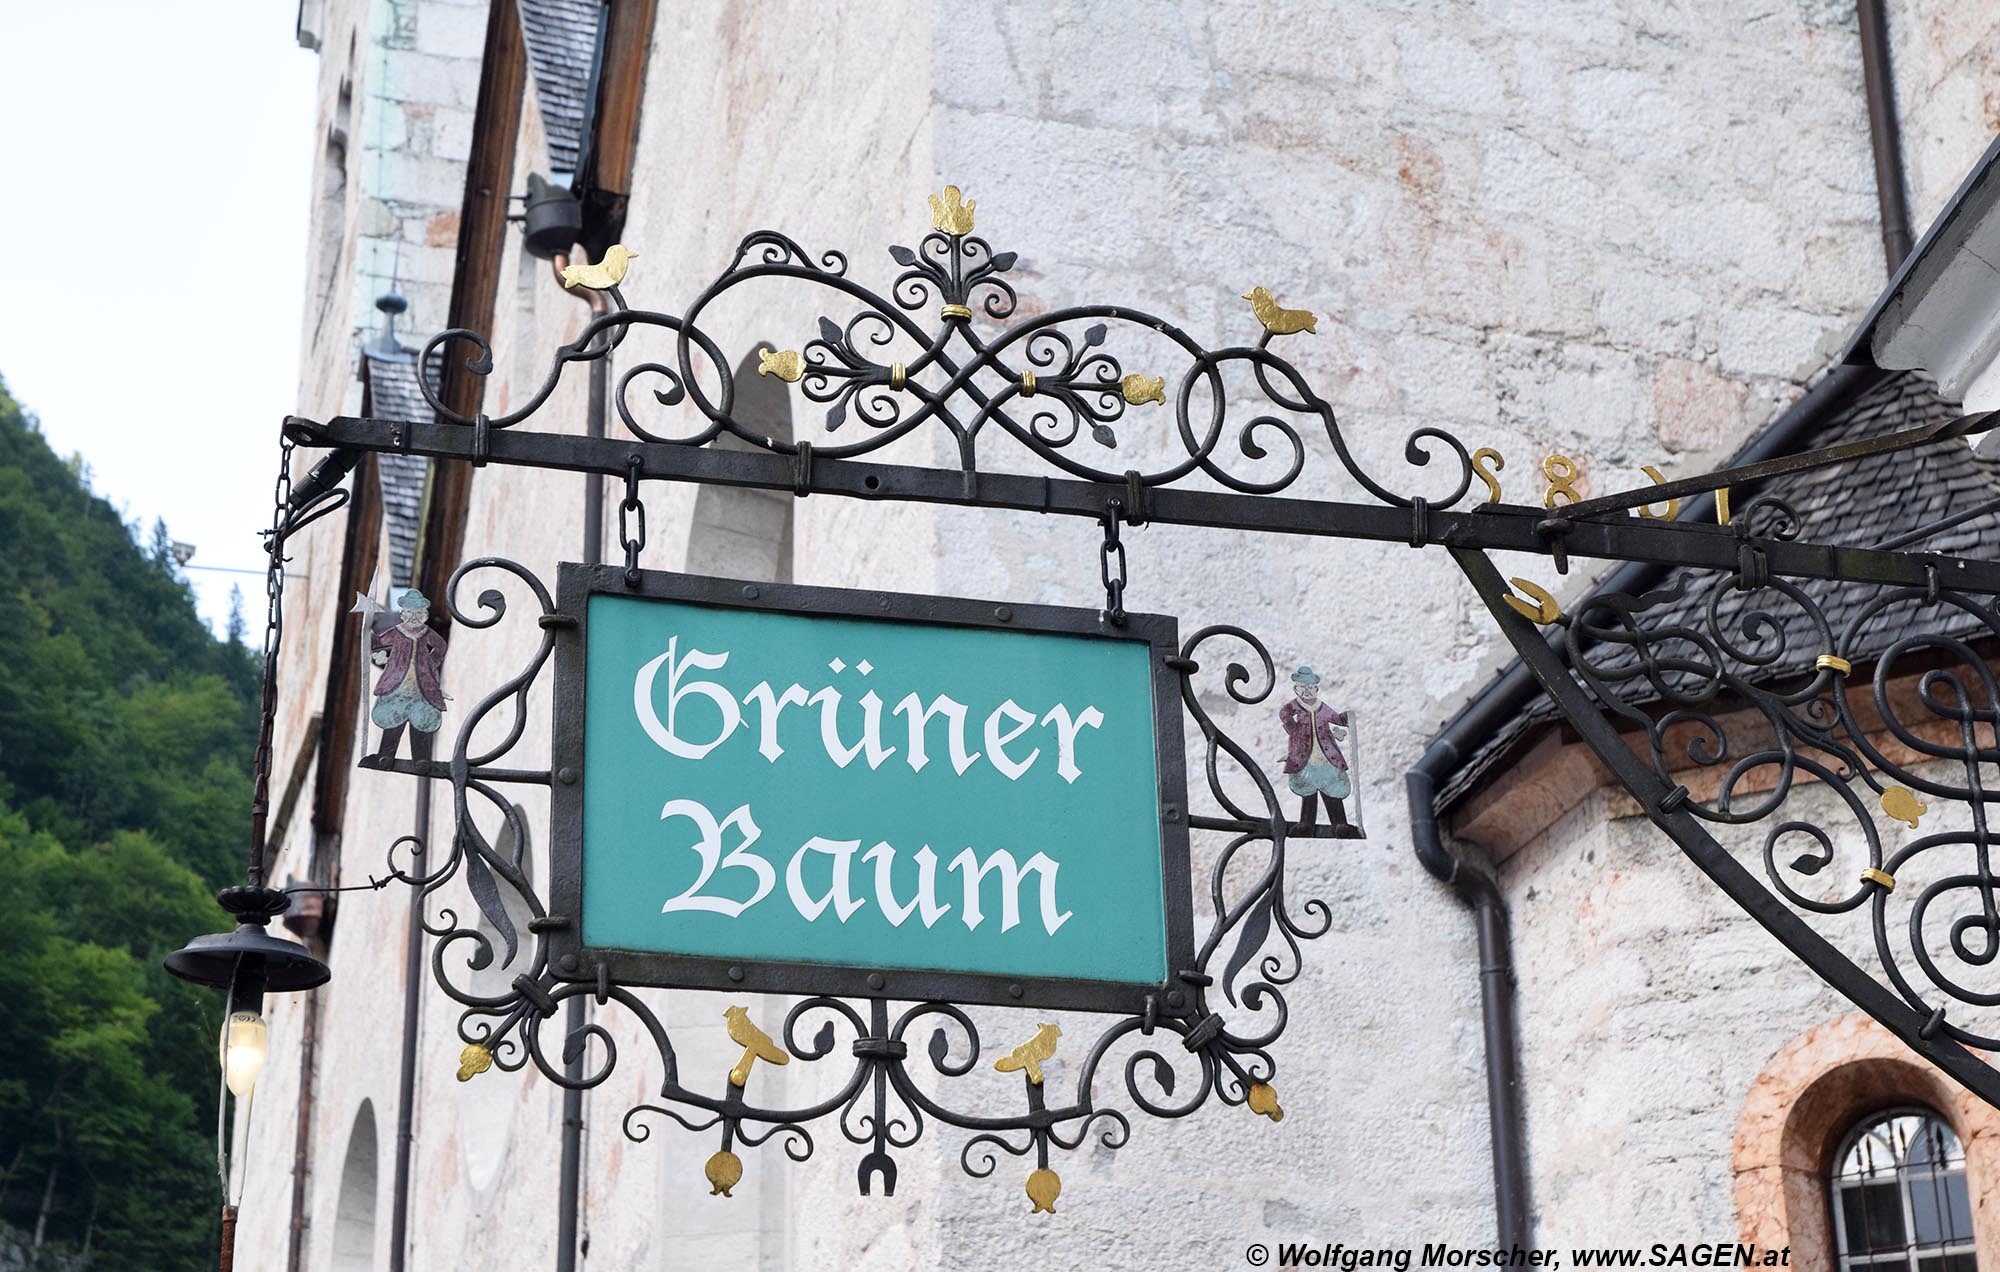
[
  {"left": 517, "top": 0, "right": 605, "bottom": 179},
  {"left": 1438, "top": 370, "right": 2000, "bottom": 811},
  {"left": 359, "top": 348, "right": 438, "bottom": 589}
]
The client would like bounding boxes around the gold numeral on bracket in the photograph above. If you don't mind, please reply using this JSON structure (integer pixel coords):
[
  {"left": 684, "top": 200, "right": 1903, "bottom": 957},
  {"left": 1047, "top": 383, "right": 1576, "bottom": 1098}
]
[
  {"left": 1472, "top": 448, "right": 1505, "bottom": 504},
  {"left": 1638, "top": 465, "right": 1679, "bottom": 521},
  {"left": 1541, "top": 454, "right": 1581, "bottom": 509}
]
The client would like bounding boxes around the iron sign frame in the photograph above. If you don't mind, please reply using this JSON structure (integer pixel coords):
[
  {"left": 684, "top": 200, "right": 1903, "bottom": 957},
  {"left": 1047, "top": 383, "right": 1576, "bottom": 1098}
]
[{"left": 545, "top": 562, "right": 1197, "bottom": 1017}]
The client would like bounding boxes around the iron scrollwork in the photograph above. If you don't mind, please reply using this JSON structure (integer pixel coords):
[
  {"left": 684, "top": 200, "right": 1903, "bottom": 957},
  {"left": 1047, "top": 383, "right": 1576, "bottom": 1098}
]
[
  {"left": 382, "top": 556, "right": 1326, "bottom": 1206},
  {"left": 1455, "top": 512, "right": 2000, "bottom": 1105},
  {"left": 411, "top": 190, "right": 1476, "bottom": 509}
]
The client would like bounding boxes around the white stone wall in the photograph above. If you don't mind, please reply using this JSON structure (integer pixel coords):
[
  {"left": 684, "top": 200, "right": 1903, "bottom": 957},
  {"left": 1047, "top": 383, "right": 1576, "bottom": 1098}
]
[{"left": 246, "top": 1, "right": 2000, "bottom": 1268}]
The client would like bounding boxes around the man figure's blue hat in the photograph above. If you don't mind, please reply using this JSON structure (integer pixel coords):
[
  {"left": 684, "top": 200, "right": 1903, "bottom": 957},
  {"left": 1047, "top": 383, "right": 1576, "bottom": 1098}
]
[
  {"left": 1291, "top": 666, "right": 1320, "bottom": 685},
  {"left": 397, "top": 588, "right": 430, "bottom": 610}
]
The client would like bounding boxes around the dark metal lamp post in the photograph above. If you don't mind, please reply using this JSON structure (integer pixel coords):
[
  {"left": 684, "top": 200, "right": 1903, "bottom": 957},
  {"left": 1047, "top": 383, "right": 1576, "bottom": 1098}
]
[{"left": 166, "top": 885, "right": 330, "bottom": 1271}]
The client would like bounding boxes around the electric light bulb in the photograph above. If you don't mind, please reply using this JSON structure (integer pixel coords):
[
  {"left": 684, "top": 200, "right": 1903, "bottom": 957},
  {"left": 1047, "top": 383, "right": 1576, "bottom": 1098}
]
[{"left": 220, "top": 1009, "right": 269, "bottom": 1099}]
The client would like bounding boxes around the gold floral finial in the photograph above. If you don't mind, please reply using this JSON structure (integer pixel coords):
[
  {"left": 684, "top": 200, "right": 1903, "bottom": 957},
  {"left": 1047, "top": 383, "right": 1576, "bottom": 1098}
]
[
  {"left": 756, "top": 348, "right": 804, "bottom": 383},
  {"left": 1121, "top": 374, "right": 1165, "bottom": 406},
  {"left": 929, "top": 184, "right": 976, "bottom": 235},
  {"left": 456, "top": 1042, "right": 494, "bottom": 1082}
]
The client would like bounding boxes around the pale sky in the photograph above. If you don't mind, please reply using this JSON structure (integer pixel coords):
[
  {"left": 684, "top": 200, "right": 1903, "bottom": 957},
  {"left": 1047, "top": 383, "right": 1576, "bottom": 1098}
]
[{"left": 0, "top": 2, "right": 317, "bottom": 633}]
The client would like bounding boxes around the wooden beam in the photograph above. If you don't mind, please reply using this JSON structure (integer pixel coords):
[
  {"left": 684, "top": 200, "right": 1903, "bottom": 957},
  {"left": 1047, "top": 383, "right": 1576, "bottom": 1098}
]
[
  {"left": 589, "top": 0, "right": 657, "bottom": 198},
  {"left": 417, "top": 0, "right": 528, "bottom": 599}
]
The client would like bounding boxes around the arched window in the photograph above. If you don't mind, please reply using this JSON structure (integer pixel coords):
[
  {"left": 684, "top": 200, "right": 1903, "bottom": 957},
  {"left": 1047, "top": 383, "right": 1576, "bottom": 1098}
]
[
  {"left": 331, "top": 1100, "right": 378, "bottom": 1272},
  {"left": 1830, "top": 1107, "right": 1976, "bottom": 1271},
  {"left": 685, "top": 347, "right": 794, "bottom": 582}
]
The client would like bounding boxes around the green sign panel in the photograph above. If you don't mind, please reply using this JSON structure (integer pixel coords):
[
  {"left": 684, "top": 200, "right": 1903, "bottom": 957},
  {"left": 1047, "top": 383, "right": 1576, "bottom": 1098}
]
[{"left": 550, "top": 568, "right": 1191, "bottom": 1012}]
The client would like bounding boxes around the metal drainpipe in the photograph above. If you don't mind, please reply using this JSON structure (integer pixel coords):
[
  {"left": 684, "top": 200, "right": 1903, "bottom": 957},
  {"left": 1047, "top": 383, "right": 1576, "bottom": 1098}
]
[
  {"left": 1858, "top": 0, "right": 1914, "bottom": 272},
  {"left": 1408, "top": 734, "right": 1532, "bottom": 1252},
  {"left": 388, "top": 773, "right": 431, "bottom": 1272},
  {"left": 553, "top": 252, "right": 609, "bottom": 1272}
]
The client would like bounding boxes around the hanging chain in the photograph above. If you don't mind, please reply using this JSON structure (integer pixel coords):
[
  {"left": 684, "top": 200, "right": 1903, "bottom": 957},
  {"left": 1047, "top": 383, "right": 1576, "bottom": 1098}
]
[
  {"left": 1099, "top": 498, "right": 1128, "bottom": 626},
  {"left": 247, "top": 438, "right": 297, "bottom": 890},
  {"left": 619, "top": 454, "right": 647, "bottom": 587}
]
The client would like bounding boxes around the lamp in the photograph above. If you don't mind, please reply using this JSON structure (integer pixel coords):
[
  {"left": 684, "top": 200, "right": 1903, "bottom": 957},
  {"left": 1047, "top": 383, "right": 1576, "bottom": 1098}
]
[
  {"left": 220, "top": 1010, "right": 269, "bottom": 1100},
  {"left": 166, "top": 885, "right": 329, "bottom": 1267}
]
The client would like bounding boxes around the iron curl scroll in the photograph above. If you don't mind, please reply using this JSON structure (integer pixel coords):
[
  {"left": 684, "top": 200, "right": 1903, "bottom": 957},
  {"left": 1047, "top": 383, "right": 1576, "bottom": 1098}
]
[
  {"left": 1451, "top": 541, "right": 2000, "bottom": 1108},
  {"left": 402, "top": 199, "right": 1476, "bottom": 510},
  {"left": 376, "top": 563, "right": 1328, "bottom": 1204}
]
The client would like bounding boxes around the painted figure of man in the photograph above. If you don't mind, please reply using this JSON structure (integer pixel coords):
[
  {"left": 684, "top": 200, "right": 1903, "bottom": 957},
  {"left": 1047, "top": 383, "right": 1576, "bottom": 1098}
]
[
  {"left": 360, "top": 588, "right": 449, "bottom": 768},
  {"left": 1277, "top": 665, "right": 1352, "bottom": 832}
]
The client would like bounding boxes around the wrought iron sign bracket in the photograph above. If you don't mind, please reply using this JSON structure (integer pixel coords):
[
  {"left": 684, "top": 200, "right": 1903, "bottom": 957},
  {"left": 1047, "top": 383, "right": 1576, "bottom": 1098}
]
[{"left": 277, "top": 186, "right": 2000, "bottom": 1212}]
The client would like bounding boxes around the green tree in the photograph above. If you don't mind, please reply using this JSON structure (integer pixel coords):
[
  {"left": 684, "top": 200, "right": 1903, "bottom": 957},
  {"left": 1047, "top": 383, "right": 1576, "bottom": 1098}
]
[{"left": 0, "top": 375, "right": 259, "bottom": 1268}]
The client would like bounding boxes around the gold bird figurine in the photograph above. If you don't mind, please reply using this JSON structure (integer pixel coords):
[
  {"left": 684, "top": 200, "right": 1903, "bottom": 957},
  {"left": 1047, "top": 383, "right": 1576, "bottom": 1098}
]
[
  {"left": 1881, "top": 785, "right": 1927, "bottom": 830},
  {"left": 724, "top": 1005, "right": 790, "bottom": 1088},
  {"left": 1121, "top": 373, "right": 1166, "bottom": 406},
  {"left": 756, "top": 347, "right": 804, "bottom": 383},
  {"left": 993, "top": 1022, "right": 1061, "bottom": 1086},
  {"left": 560, "top": 244, "right": 637, "bottom": 290},
  {"left": 1242, "top": 286, "right": 1318, "bottom": 336}
]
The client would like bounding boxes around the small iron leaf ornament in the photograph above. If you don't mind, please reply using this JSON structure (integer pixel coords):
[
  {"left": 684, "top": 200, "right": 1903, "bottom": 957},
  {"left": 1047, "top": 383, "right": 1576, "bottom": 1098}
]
[
  {"left": 887, "top": 243, "right": 918, "bottom": 266},
  {"left": 929, "top": 184, "right": 976, "bottom": 235},
  {"left": 1121, "top": 374, "right": 1165, "bottom": 406},
  {"left": 1091, "top": 424, "right": 1118, "bottom": 449},
  {"left": 456, "top": 1042, "right": 494, "bottom": 1082},
  {"left": 756, "top": 347, "right": 804, "bottom": 383}
]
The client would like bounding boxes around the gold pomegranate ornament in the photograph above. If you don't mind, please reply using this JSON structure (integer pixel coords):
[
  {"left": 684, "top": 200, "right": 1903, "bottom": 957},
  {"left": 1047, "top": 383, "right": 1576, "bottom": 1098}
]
[
  {"left": 1247, "top": 1082, "right": 1284, "bottom": 1122},
  {"left": 1025, "top": 1167, "right": 1061, "bottom": 1214},
  {"left": 705, "top": 1150, "right": 744, "bottom": 1197},
  {"left": 456, "top": 1043, "right": 494, "bottom": 1082}
]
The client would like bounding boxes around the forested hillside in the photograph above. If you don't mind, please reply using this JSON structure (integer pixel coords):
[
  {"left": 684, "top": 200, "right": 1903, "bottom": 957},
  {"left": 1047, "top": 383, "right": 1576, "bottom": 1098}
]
[{"left": 0, "top": 375, "right": 260, "bottom": 1269}]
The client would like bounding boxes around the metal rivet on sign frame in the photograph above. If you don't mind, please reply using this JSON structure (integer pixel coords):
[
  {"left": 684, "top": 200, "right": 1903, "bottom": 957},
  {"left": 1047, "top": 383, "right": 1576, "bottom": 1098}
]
[
  {"left": 559, "top": 954, "right": 579, "bottom": 972},
  {"left": 995, "top": 606, "right": 1013, "bottom": 622},
  {"left": 558, "top": 767, "right": 577, "bottom": 785},
  {"left": 743, "top": 585, "right": 760, "bottom": 600},
  {"left": 728, "top": 966, "right": 744, "bottom": 983},
  {"left": 867, "top": 972, "right": 885, "bottom": 990}
]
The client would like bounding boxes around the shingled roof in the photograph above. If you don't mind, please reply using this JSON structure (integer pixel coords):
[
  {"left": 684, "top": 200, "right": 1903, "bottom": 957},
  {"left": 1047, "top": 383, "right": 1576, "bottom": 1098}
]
[
  {"left": 358, "top": 346, "right": 437, "bottom": 589},
  {"left": 1436, "top": 369, "right": 2000, "bottom": 812},
  {"left": 517, "top": 0, "right": 605, "bottom": 180}
]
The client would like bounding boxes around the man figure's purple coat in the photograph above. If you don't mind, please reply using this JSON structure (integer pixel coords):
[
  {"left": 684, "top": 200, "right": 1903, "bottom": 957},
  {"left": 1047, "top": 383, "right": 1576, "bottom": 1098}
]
[
  {"left": 1278, "top": 698, "right": 1349, "bottom": 774},
  {"left": 373, "top": 622, "right": 449, "bottom": 711}
]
